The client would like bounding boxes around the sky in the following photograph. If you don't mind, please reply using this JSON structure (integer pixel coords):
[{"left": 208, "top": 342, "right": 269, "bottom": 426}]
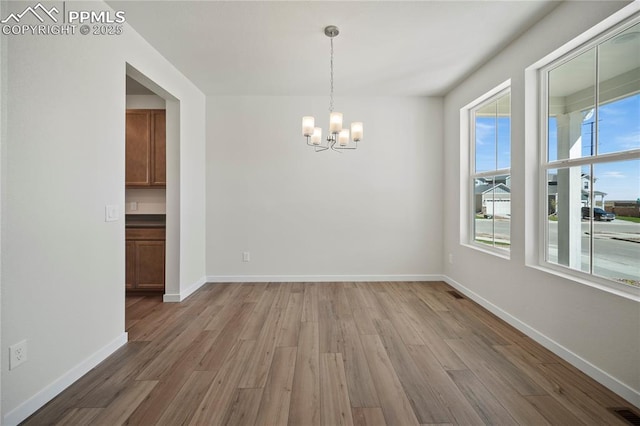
[
  {"left": 474, "top": 92, "right": 639, "bottom": 201},
  {"left": 547, "top": 93, "right": 639, "bottom": 201}
]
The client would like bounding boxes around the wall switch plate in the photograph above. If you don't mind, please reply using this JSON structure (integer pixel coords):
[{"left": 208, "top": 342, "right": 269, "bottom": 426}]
[
  {"left": 105, "top": 205, "right": 118, "bottom": 222},
  {"left": 9, "top": 340, "right": 27, "bottom": 370},
  {"left": 243, "top": 251, "right": 250, "bottom": 262},
  {"left": 130, "top": 202, "right": 138, "bottom": 211},
  {"left": 448, "top": 253, "right": 453, "bottom": 264}
]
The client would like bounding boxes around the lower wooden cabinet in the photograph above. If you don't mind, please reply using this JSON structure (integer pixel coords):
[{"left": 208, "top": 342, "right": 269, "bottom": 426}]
[{"left": 126, "top": 227, "right": 165, "bottom": 292}]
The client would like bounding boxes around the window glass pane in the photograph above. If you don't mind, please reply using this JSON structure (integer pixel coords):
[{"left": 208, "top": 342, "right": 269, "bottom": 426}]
[
  {"left": 497, "top": 93, "right": 511, "bottom": 170},
  {"left": 474, "top": 180, "right": 492, "bottom": 246},
  {"left": 475, "top": 100, "right": 497, "bottom": 173},
  {"left": 597, "top": 23, "right": 640, "bottom": 155},
  {"left": 547, "top": 48, "right": 596, "bottom": 161},
  {"left": 546, "top": 166, "right": 590, "bottom": 273},
  {"left": 474, "top": 176, "right": 511, "bottom": 248},
  {"left": 592, "top": 160, "right": 640, "bottom": 287}
]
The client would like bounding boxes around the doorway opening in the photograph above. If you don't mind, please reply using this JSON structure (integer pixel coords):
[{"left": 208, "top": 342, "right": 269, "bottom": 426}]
[{"left": 124, "top": 65, "right": 180, "bottom": 331}]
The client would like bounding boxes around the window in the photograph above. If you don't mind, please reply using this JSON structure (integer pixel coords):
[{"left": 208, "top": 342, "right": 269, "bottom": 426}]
[
  {"left": 468, "top": 85, "right": 511, "bottom": 253},
  {"left": 541, "top": 18, "right": 640, "bottom": 291}
]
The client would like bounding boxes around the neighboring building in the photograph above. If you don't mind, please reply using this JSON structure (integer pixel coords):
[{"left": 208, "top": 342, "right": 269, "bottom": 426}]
[
  {"left": 547, "top": 173, "right": 606, "bottom": 215},
  {"left": 474, "top": 181, "right": 511, "bottom": 218}
]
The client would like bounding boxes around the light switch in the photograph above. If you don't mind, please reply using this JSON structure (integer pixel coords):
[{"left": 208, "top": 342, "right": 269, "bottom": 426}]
[{"left": 105, "top": 205, "right": 118, "bottom": 222}]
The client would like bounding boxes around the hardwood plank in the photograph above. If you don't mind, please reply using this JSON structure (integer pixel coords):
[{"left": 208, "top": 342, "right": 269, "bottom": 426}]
[
  {"left": 374, "top": 319, "right": 451, "bottom": 424},
  {"left": 255, "top": 347, "right": 297, "bottom": 426},
  {"left": 239, "top": 284, "right": 279, "bottom": 340},
  {"left": 446, "top": 338, "right": 552, "bottom": 425},
  {"left": 126, "top": 330, "right": 218, "bottom": 425},
  {"left": 135, "top": 303, "right": 219, "bottom": 380},
  {"left": 320, "top": 353, "right": 355, "bottom": 426},
  {"left": 55, "top": 408, "right": 102, "bottom": 425},
  {"left": 238, "top": 301, "right": 287, "bottom": 388},
  {"left": 493, "top": 344, "right": 625, "bottom": 425},
  {"left": 319, "top": 317, "right": 341, "bottom": 354},
  {"left": 289, "top": 321, "right": 321, "bottom": 426},
  {"left": 90, "top": 380, "right": 157, "bottom": 425},
  {"left": 410, "top": 284, "right": 450, "bottom": 312},
  {"left": 301, "top": 284, "right": 319, "bottom": 322},
  {"left": 221, "top": 388, "right": 263, "bottom": 426},
  {"left": 189, "top": 339, "right": 257, "bottom": 425},
  {"left": 525, "top": 394, "right": 584, "bottom": 425},
  {"left": 344, "top": 287, "right": 378, "bottom": 335},
  {"left": 337, "top": 320, "right": 380, "bottom": 408},
  {"left": 276, "top": 291, "right": 304, "bottom": 347},
  {"left": 447, "top": 369, "right": 517, "bottom": 425},
  {"left": 536, "top": 363, "right": 628, "bottom": 425},
  {"left": 155, "top": 370, "right": 217, "bottom": 426},
  {"left": 22, "top": 343, "right": 148, "bottom": 425},
  {"left": 352, "top": 407, "right": 387, "bottom": 426},
  {"left": 360, "top": 334, "right": 420, "bottom": 426},
  {"left": 401, "top": 304, "right": 467, "bottom": 370},
  {"left": 198, "top": 302, "right": 256, "bottom": 371},
  {"left": 406, "top": 345, "right": 486, "bottom": 425}
]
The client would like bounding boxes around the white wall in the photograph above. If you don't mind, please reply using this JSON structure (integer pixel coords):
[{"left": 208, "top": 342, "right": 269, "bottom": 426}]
[
  {"left": 126, "top": 94, "right": 166, "bottom": 109},
  {"left": 1, "top": 1, "right": 206, "bottom": 423},
  {"left": 206, "top": 96, "right": 443, "bottom": 281},
  {"left": 443, "top": 0, "right": 639, "bottom": 406}
]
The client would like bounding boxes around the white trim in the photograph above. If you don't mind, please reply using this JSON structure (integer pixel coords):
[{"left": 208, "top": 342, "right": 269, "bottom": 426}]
[
  {"left": 206, "top": 274, "right": 444, "bottom": 283},
  {"left": 3, "top": 333, "right": 128, "bottom": 426},
  {"left": 163, "top": 275, "right": 208, "bottom": 302},
  {"left": 443, "top": 275, "right": 640, "bottom": 409}
]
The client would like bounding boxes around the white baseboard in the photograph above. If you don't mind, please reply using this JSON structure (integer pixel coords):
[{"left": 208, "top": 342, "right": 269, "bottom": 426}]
[
  {"left": 442, "top": 275, "right": 640, "bottom": 409},
  {"left": 206, "top": 274, "right": 445, "bottom": 283},
  {"left": 3, "top": 332, "right": 128, "bottom": 426},
  {"left": 163, "top": 275, "right": 208, "bottom": 302}
]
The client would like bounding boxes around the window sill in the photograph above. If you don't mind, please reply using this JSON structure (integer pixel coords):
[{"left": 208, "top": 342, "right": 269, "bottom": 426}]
[
  {"left": 528, "top": 262, "right": 640, "bottom": 302},
  {"left": 462, "top": 242, "right": 511, "bottom": 260}
]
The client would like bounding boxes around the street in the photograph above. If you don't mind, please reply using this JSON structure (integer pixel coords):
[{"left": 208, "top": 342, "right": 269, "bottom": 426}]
[{"left": 475, "top": 218, "right": 640, "bottom": 284}]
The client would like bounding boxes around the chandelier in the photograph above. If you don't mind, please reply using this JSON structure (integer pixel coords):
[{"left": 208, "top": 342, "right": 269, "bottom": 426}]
[{"left": 302, "top": 25, "right": 363, "bottom": 152}]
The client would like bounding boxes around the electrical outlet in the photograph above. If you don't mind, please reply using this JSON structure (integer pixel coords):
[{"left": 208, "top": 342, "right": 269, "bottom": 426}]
[
  {"left": 9, "top": 340, "right": 27, "bottom": 370},
  {"left": 130, "top": 201, "right": 138, "bottom": 211},
  {"left": 243, "top": 251, "right": 250, "bottom": 262},
  {"left": 448, "top": 253, "right": 453, "bottom": 264}
]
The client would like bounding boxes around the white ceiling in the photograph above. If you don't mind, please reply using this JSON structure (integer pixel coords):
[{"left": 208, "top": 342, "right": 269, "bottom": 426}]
[{"left": 109, "top": 1, "right": 559, "bottom": 96}]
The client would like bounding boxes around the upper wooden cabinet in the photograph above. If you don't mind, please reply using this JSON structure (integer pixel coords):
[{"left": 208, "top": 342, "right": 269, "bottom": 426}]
[{"left": 126, "top": 109, "right": 166, "bottom": 187}]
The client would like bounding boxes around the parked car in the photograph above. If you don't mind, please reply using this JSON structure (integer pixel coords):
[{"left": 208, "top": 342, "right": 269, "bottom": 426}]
[{"left": 581, "top": 207, "right": 615, "bottom": 221}]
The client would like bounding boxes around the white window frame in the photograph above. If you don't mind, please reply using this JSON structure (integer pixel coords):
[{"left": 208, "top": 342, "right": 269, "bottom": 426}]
[
  {"left": 461, "top": 80, "right": 511, "bottom": 258},
  {"left": 525, "top": 7, "right": 640, "bottom": 301}
]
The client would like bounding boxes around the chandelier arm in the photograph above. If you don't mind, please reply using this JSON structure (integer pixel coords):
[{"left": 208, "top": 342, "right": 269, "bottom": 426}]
[{"left": 334, "top": 142, "right": 358, "bottom": 150}]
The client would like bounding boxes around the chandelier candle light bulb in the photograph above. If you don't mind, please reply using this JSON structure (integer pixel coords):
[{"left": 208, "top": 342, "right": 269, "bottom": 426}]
[
  {"left": 329, "top": 112, "right": 343, "bottom": 134},
  {"left": 302, "top": 25, "right": 363, "bottom": 152},
  {"left": 311, "top": 127, "right": 322, "bottom": 145},
  {"left": 339, "top": 129, "right": 350, "bottom": 146},
  {"left": 302, "top": 116, "right": 315, "bottom": 137}
]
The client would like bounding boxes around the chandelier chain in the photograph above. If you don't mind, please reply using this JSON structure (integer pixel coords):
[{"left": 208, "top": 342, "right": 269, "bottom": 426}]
[{"left": 329, "top": 36, "right": 334, "bottom": 113}]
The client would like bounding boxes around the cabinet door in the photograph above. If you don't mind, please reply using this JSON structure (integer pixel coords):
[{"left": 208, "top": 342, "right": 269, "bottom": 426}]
[
  {"left": 135, "top": 240, "right": 165, "bottom": 290},
  {"left": 151, "top": 111, "right": 166, "bottom": 186},
  {"left": 126, "top": 111, "right": 151, "bottom": 186},
  {"left": 125, "top": 240, "right": 136, "bottom": 290}
]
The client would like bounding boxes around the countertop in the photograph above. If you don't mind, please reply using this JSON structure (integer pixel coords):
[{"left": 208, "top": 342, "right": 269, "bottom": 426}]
[{"left": 125, "top": 214, "right": 166, "bottom": 228}]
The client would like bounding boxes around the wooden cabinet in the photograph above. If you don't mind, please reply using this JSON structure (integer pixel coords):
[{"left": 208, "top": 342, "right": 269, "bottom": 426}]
[
  {"left": 126, "top": 109, "right": 166, "bottom": 187},
  {"left": 126, "top": 227, "right": 165, "bottom": 292}
]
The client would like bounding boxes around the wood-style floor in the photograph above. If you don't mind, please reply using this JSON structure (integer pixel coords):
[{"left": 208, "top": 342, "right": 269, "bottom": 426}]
[{"left": 24, "top": 281, "right": 636, "bottom": 425}]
